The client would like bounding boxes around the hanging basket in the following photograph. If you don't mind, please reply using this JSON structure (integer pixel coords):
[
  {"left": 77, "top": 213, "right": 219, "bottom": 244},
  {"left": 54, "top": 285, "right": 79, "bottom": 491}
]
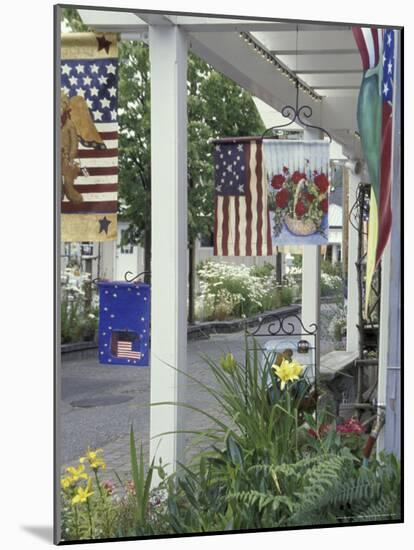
[{"left": 284, "top": 214, "right": 318, "bottom": 236}]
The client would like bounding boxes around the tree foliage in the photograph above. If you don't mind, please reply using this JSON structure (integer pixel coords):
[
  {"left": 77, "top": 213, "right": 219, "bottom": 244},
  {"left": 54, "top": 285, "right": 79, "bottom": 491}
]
[{"left": 61, "top": 8, "right": 265, "bottom": 249}]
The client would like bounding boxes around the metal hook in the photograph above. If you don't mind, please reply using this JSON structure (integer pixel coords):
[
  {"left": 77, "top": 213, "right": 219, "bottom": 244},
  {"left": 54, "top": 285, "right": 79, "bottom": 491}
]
[
  {"left": 262, "top": 80, "right": 332, "bottom": 142},
  {"left": 124, "top": 270, "right": 151, "bottom": 283}
]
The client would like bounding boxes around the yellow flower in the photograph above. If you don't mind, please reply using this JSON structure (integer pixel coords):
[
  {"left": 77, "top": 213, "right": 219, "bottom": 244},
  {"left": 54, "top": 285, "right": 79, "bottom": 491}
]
[
  {"left": 290, "top": 360, "right": 304, "bottom": 378},
  {"left": 61, "top": 476, "right": 74, "bottom": 490},
  {"left": 65, "top": 465, "right": 88, "bottom": 482},
  {"left": 71, "top": 479, "right": 94, "bottom": 505},
  {"left": 220, "top": 352, "right": 237, "bottom": 373},
  {"left": 79, "top": 447, "right": 106, "bottom": 471},
  {"left": 272, "top": 359, "right": 303, "bottom": 390}
]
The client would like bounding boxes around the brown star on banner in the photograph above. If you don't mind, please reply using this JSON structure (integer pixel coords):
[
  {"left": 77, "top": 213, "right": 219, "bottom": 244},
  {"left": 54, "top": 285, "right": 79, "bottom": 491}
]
[
  {"left": 96, "top": 35, "right": 112, "bottom": 54},
  {"left": 98, "top": 216, "right": 111, "bottom": 235}
]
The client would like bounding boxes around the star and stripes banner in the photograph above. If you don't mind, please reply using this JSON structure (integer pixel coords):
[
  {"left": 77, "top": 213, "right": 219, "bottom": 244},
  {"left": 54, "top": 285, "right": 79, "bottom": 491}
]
[
  {"left": 213, "top": 139, "right": 272, "bottom": 256},
  {"left": 352, "top": 27, "right": 397, "bottom": 313},
  {"left": 98, "top": 281, "right": 150, "bottom": 367},
  {"left": 60, "top": 33, "right": 119, "bottom": 242}
]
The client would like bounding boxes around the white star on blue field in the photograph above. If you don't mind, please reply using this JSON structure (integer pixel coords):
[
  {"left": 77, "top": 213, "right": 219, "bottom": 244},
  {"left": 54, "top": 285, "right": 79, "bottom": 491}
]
[{"left": 61, "top": 58, "right": 118, "bottom": 123}]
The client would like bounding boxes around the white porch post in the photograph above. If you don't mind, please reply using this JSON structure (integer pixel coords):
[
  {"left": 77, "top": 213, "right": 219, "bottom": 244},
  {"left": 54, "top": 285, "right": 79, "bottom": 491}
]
[
  {"left": 301, "top": 128, "right": 321, "bottom": 369},
  {"left": 302, "top": 247, "right": 321, "bottom": 368},
  {"left": 149, "top": 25, "right": 188, "bottom": 477},
  {"left": 346, "top": 167, "right": 360, "bottom": 353}
]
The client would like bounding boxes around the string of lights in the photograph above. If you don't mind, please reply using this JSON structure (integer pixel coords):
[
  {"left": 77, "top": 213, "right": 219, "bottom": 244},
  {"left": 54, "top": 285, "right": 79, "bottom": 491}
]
[{"left": 239, "top": 31, "right": 323, "bottom": 102}]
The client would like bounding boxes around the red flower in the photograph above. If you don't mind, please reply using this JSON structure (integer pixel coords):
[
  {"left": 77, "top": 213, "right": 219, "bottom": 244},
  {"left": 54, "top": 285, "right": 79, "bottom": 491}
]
[
  {"left": 271, "top": 174, "right": 285, "bottom": 189},
  {"left": 336, "top": 418, "right": 364, "bottom": 435},
  {"left": 314, "top": 173, "right": 330, "bottom": 194},
  {"left": 320, "top": 198, "right": 328, "bottom": 214},
  {"left": 295, "top": 200, "right": 308, "bottom": 218},
  {"left": 282, "top": 165, "right": 289, "bottom": 174},
  {"left": 305, "top": 192, "right": 315, "bottom": 203},
  {"left": 292, "top": 171, "right": 306, "bottom": 184},
  {"left": 275, "top": 188, "right": 290, "bottom": 209}
]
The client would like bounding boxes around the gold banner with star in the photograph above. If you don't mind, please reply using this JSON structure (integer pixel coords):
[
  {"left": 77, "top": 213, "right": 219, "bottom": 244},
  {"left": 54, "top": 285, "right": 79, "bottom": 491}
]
[{"left": 60, "top": 32, "right": 118, "bottom": 242}]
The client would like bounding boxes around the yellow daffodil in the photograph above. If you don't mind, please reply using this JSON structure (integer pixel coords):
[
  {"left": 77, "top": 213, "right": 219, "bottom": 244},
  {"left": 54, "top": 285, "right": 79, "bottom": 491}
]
[
  {"left": 61, "top": 476, "right": 74, "bottom": 490},
  {"left": 79, "top": 447, "right": 106, "bottom": 471},
  {"left": 65, "top": 464, "right": 88, "bottom": 482},
  {"left": 71, "top": 479, "right": 94, "bottom": 505},
  {"left": 272, "top": 359, "right": 303, "bottom": 390},
  {"left": 289, "top": 360, "right": 304, "bottom": 378},
  {"left": 220, "top": 352, "right": 237, "bottom": 373}
]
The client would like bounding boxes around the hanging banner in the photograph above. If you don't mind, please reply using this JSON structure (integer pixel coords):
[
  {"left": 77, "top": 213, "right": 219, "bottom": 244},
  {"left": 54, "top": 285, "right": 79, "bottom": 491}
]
[
  {"left": 263, "top": 140, "right": 330, "bottom": 246},
  {"left": 60, "top": 33, "right": 118, "bottom": 241},
  {"left": 213, "top": 139, "right": 273, "bottom": 256},
  {"left": 98, "top": 281, "right": 150, "bottom": 366}
]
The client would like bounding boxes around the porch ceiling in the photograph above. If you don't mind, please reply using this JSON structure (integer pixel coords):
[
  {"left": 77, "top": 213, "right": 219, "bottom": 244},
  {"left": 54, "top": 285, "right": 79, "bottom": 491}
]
[{"left": 78, "top": 9, "right": 363, "bottom": 158}]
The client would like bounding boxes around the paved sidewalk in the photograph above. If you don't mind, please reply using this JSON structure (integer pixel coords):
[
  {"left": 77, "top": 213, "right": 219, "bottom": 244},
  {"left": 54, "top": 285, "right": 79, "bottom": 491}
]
[{"left": 60, "top": 309, "right": 340, "bottom": 482}]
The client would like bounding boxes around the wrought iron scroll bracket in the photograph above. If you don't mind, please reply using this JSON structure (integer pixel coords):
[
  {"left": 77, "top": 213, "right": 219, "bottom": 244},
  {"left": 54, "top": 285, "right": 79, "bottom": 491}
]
[
  {"left": 262, "top": 82, "right": 332, "bottom": 142},
  {"left": 124, "top": 271, "right": 151, "bottom": 283},
  {"left": 245, "top": 312, "right": 318, "bottom": 338}
]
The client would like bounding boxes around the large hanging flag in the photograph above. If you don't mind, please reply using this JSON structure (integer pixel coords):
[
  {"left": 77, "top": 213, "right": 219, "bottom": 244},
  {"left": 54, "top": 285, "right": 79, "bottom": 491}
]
[
  {"left": 263, "top": 140, "right": 330, "bottom": 246},
  {"left": 377, "top": 29, "right": 395, "bottom": 264},
  {"left": 60, "top": 33, "right": 119, "bottom": 241},
  {"left": 352, "top": 27, "right": 396, "bottom": 313},
  {"left": 213, "top": 139, "right": 272, "bottom": 256}
]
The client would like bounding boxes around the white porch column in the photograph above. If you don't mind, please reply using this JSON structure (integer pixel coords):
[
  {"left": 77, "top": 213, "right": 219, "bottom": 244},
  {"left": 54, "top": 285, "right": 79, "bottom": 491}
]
[
  {"left": 149, "top": 25, "right": 188, "bottom": 477},
  {"left": 331, "top": 244, "right": 339, "bottom": 265},
  {"left": 301, "top": 128, "right": 321, "bottom": 371},
  {"left": 302, "top": 247, "right": 320, "bottom": 369},
  {"left": 346, "top": 167, "right": 360, "bottom": 353}
]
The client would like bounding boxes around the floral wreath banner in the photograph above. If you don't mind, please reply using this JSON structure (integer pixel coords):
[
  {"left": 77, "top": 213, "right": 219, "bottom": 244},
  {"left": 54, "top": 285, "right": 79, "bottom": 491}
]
[{"left": 263, "top": 140, "right": 331, "bottom": 246}]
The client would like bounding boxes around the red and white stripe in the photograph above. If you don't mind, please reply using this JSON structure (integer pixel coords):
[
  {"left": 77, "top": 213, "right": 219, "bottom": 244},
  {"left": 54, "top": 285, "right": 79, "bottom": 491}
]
[
  {"left": 353, "top": 27, "right": 383, "bottom": 71},
  {"left": 117, "top": 341, "right": 141, "bottom": 359},
  {"left": 214, "top": 140, "right": 272, "bottom": 257},
  {"left": 62, "top": 122, "right": 118, "bottom": 214}
]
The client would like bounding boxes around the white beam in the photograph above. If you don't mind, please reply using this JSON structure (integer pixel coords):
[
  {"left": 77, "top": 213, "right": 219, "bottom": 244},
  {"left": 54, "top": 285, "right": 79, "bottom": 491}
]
[
  {"left": 346, "top": 167, "right": 360, "bottom": 353},
  {"left": 149, "top": 25, "right": 188, "bottom": 478}
]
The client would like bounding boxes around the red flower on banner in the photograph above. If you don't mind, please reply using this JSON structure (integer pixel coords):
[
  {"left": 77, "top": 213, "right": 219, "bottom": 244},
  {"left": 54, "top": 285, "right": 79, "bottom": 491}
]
[
  {"left": 314, "top": 173, "right": 330, "bottom": 194},
  {"left": 305, "top": 192, "right": 315, "bottom": 203},
  {"left": 292, "top": 171, "right": 307, "bottom": 184},
  {"left": 295, "top": 200, "right": 308, "bottom": 218},
  {"left": 282, "top": 166, "right": 289, "bottom": 174},
  {"left": 271, "top": 174, "right": 286, "bottom": 189},
  {"left": 320, "top": 198, "right": 328, "bottom": 214},
  {"left": 276, "top": 188, "right": 290, "bottom": 208}
]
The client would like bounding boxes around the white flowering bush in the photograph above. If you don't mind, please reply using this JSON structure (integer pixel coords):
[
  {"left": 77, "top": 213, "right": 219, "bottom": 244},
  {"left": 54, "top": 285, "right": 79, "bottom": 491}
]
[
  {"left": 196, "top": 261, "right": 297, "bottom": 321},
  {"left": 320, "top": 272, "right": 343, "bottom": 297},
  {"left": 61, "top": 266, "right": 99, "bottom": 344}
]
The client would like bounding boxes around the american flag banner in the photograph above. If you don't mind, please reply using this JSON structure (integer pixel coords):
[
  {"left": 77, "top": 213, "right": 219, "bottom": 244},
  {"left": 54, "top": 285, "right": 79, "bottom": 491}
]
[
  {"left": 60, "top": 33, "right": 118, "bottom": 241},
  {"left": 376, "top": 29, "right": 395, "bottom": 264},
  {"left": 111, "top": 331, "right": 142, "bottom": 360},
  {"left": 98, "top": 281, "right": 150, "bottom": 367},
  {"left": 213, "top": 139, "right": 272, "bottom": 256}
]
